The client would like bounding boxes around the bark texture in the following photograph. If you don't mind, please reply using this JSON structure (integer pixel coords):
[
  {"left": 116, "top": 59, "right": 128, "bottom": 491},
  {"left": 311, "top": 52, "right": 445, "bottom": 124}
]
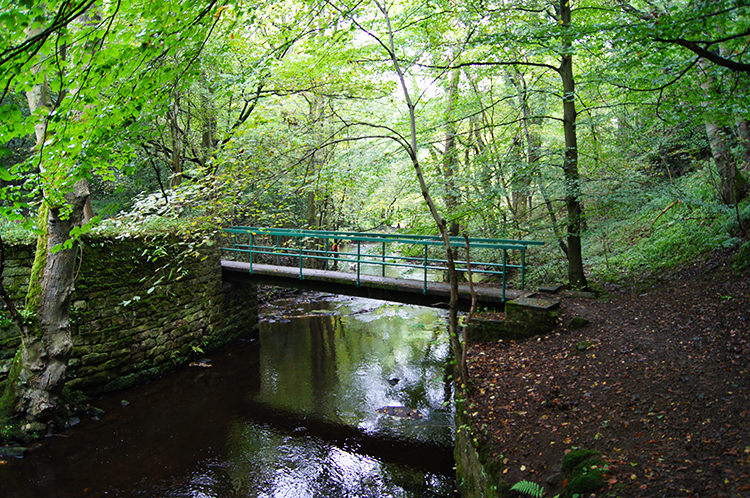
[
  {"left": 9, "top": 182, "right": 89, "bottom": 424},
  {"left": 705, "top": 122, "right": 748, "bottom": 204},
  {"left": 442, "top": 69, "right": 461, "bottom": 236},
  {"left": 558, "top": 0, "right": 588, "bottom": 290},
  {"left": 698, "top": 56, "right": 749, "bottom": 205}
]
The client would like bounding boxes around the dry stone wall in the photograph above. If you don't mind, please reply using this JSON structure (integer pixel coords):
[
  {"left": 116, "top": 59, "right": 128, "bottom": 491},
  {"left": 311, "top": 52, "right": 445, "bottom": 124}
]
[
  {"left": 0, "top": 242, "right": 34, "bottom": 384},
  {"left": 0, "top": 233, "right": 257, "bottom": 397}
]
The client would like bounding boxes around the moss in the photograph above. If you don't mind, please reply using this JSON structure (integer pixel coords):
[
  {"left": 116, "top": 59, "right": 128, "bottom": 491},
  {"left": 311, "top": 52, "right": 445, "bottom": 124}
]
[
  {"left": 562, "top": 448, "right": 602, "bottom": 472},
  {"left": 567, "top": 316, "right": 590, "bottom": 330},
  {"left": 60, "top": 388, "right": 90, "bottom": 410},
  {"left": 564, "top": 469, "right": 605, "bottom": 496},
  {"left": 573, "top": 341, "right": 594, "bottom": 355},
  {"left": 24, "top": 205, "right": 49, "bottom": 318},
  {"left": 0, "top": 348, "right": 23, "bottom": 435},
  {"left": 560, "top": 448, "right": 606, "bottom": 497}
]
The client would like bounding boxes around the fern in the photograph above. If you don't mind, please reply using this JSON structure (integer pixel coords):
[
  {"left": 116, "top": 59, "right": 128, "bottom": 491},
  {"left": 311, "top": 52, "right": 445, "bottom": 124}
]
[{"left": 510, "top": 480, "right": 545, "bottom": 498}]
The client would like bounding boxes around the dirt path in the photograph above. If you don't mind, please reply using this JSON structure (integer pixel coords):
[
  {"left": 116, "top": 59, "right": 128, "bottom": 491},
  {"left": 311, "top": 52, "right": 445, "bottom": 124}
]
[{"left": 466, "top": 250, "right": 750, "bottom": 497}]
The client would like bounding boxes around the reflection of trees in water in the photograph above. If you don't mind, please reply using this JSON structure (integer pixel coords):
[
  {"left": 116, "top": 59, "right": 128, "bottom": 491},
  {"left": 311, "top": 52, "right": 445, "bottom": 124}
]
[
  {"left": 309, "top": 314, "right": 338, "bottom": 418},
  {"left": 258, "top": 299, "right": 453, "bottom": 445}
]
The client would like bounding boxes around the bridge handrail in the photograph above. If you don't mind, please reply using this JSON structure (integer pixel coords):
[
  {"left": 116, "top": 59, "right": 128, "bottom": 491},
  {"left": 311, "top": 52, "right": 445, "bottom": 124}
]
[
  {"left": 226, "top": 226, "right": 544, "bottom": 248},
  {"left": 221, "top": 227, "right": 544, "bottom": 301}
]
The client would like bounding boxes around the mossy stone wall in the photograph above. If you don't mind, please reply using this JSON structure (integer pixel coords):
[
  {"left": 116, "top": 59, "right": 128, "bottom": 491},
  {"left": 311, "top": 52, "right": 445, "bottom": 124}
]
[
  {"left": 455, "top": 402, "right": 508, "bottom": 497},
  {"left": 0, "top": 234, "right": 257, "bottom": 397},
  {"left": 0, "top": 243, "right": 34, "bottom": 382}
]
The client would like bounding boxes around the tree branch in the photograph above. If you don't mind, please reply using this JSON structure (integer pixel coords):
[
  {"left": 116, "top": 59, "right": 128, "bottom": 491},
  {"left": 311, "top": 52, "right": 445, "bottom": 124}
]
[{"left": 652, "top": 35, "right": 750, "bottom": 73}]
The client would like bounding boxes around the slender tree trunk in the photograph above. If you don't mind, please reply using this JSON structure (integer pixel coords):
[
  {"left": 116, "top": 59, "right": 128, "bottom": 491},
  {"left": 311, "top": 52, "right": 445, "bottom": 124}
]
[
  {"left": 168, "top": 91, "right": 183, "bottom": 188},
  {"left": 698, "top": 52, "right": 748, "bottom": 205},
  {"left": 200, "top": 80, "right": 217, "bottom": 170},
  {"left": 704, "top": 121, "right": 748, "bottom": 204},
  {"left": 305, "top": 94, "right": 327, "bottom": 230},
  {"left": 443, "top": 69, "right": 461, "bottom": 237},
  {"left": 537, "top": 172, "right": 568, "bottom": 256},
  {"left": 376, "top": 1, "right": 468, "bottom": 386},
  {"left": 510, "top": 70, "right": 538, "bottom": 222},
  {"left": 558, "top": 0, "right": 588, "bottom": 289}
]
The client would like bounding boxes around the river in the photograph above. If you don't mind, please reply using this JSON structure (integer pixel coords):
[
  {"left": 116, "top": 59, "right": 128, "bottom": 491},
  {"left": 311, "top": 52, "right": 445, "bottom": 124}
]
[{"left": 0, "top": 292, "right": 457, "bottom": 497}]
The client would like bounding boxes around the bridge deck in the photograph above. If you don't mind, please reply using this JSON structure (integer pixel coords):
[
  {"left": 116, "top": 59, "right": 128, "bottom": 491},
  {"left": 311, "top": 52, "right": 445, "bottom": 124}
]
[{"left": 222, "top": 260, "right": 532, "bottom": 309}]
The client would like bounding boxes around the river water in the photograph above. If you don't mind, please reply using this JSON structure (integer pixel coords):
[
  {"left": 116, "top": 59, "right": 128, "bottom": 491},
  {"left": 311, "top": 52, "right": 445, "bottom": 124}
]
[{"left": 0, "top": 292, "right": 457, "bottom": 497}]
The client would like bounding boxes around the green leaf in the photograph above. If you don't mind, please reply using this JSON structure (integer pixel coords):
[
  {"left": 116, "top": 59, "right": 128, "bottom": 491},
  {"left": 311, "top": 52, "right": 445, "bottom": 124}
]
[
  {"left": 510, "top": 480, "right": 545, "bottom": 498},
  {"left": 0, "top": 166, "right": 13, "bottom": 181}
]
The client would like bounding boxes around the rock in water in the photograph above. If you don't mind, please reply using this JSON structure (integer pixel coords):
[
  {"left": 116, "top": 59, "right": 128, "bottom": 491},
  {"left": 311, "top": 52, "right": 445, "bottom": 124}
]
[{"left": 376, "top": 406, "right": 423, "bottom": 419}]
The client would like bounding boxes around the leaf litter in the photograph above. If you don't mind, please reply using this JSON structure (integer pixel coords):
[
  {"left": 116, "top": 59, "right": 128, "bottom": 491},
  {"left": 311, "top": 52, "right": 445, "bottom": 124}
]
[{"left": 466, "top": 249, "right": 750, "bottom": 497}]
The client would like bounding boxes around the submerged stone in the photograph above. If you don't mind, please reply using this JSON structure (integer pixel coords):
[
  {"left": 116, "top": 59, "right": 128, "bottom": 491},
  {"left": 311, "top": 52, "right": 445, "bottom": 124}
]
[
  {"left": 376, "top": 406, "right": 423, "bottom": 419},
  {"left": 0, "top": 446, "right": 26, "bottom": 458}
]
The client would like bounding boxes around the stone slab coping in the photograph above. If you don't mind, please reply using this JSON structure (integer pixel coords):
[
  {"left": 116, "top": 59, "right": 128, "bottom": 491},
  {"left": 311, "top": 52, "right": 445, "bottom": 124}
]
[
  {"left": 508, "top": 296, "right": 561, "bottom": 310},
  {"left": 538, "top": 284, "right": 565, "bottom": 293}
]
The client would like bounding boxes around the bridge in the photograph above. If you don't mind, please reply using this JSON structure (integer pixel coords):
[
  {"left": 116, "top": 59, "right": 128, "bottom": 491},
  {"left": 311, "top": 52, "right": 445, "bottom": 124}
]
[{"left": 220, "top": 227, "right": 544, "bottom": 309}]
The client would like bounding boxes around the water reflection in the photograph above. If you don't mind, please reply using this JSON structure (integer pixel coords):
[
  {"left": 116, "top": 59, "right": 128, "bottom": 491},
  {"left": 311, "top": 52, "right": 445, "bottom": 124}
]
[
  {"left": 258, "top": 295, "right": 453, "bottom": 447},
  {"left": 0, "top": 293, "right": 456, "bottom": 497},
  {"left": 238, "top": 294, "right": 456, "bottom": 497},
  {"left": 226, "top": 422, "right": 452, "bottom": 497}
]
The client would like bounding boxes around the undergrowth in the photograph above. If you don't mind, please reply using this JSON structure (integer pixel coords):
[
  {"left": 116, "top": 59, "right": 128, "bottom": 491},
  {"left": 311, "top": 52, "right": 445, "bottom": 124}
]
[{"left": 523, "top": 167, "right": 750, "bottom": 289}]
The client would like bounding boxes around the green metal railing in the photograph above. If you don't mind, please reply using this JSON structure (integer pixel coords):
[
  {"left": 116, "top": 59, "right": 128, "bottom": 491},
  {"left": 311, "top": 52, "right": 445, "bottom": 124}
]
[{"left": 221, "top": 227, "right": 543, "bottom": 300}]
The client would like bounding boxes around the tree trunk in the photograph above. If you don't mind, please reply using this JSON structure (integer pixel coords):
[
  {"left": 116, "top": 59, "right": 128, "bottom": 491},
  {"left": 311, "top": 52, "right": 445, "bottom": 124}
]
[
  {"left": 698, "top": 56, "right": 749, "bottom": 205},
  {"left": 8, "top": 185, "right": 88, "bottom": 425},
  {"left": 0, "top": 13, "right": 92, "bottom": 429},
  {"left": 558, "top": 0, "right": 588, "bottom": 289},
  {"left": 200, "top": 82, "right": 217, "bottom": 170},
  {"left": 376, "top": 1, "right": 468, "bottom": 386},
  {"left": 705, "top": 122, "right": 748, "bottom": 204},
  {"left": 306, "top": 190, "right": 317, "bottom": 229},
  {"left": 168, "top": 91, "right": 183, "bottom": 188},
  {"left": 510, "top": 70, "right": 538, "bottom": 222},
  {"left": 737, "top": 119, "right": 750, "bottom": 170},
  {"left": 443, "top": 69, "right": 461, "bottom": 237}
]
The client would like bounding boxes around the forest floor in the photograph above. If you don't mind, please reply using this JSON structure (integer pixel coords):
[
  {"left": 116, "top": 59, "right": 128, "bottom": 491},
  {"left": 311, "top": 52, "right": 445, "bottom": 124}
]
[{"left": 466, "top": 247, "right": 750, "bottom": 497}]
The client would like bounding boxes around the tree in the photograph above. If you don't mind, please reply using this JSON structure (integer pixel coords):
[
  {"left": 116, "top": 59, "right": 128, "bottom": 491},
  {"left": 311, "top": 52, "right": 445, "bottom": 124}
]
[
  {"left": 556, "top": 0, "right": 588, "bottom": 289},
  {"left": 0, "top": 0, "right": 230, "bottom": 430},
  {"left": 614, "top": 0, "right": 750, "bottom": 205},
  {"left": 451, "top": 0, "right": 593, "bottom": 288}
]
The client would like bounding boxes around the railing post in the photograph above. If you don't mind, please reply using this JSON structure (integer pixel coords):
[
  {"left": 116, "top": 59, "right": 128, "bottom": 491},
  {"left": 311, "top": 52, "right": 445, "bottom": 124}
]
[
  {"left": 521, "top": 248, "right": 526, "bottom": 289},
  {"left": 325, "top": 238, "right": 330, "bottom": 271},
  {"left": 249, "top": 232, "right": 254, "bottom": 273},
  {"left": 381, "top": 241, "right": 386, "bottom": 277},
  {"left": 299, "top": 238, "right": 303, "bottom": 279},
  {"left": 356, "top": 240, "right": 361, "bottom": 286},
  {"left": 502, "top": 249, "right": 507, "bottom": 302},
  {"left": 423, "top": 245, "right": 428, "bottom": 294},
  {"left": 276, "top": 235, "right": 280, "bottom": 266}
]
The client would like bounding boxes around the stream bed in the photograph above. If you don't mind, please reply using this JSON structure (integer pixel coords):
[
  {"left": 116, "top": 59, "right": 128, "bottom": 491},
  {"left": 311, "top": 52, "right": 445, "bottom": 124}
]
[{"left": 0, "top": 292, "right": 457, "bottom": 497}]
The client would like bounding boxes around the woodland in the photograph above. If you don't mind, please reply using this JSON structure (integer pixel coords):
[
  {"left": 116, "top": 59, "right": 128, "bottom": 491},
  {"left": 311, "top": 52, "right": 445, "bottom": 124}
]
[{"left": 0, "top": 0, "right": 748, "bottom": 491}]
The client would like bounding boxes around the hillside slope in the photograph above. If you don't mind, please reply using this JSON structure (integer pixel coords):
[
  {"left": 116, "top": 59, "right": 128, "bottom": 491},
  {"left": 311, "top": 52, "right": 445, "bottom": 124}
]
[{"left": 467, "top": 247, "right": 750, "bottom": 497}]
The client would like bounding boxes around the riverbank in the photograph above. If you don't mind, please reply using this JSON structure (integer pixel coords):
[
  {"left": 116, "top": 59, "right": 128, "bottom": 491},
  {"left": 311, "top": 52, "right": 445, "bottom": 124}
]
[{"left": 464, "top": 247, "right": 750, "bottom": 497}]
